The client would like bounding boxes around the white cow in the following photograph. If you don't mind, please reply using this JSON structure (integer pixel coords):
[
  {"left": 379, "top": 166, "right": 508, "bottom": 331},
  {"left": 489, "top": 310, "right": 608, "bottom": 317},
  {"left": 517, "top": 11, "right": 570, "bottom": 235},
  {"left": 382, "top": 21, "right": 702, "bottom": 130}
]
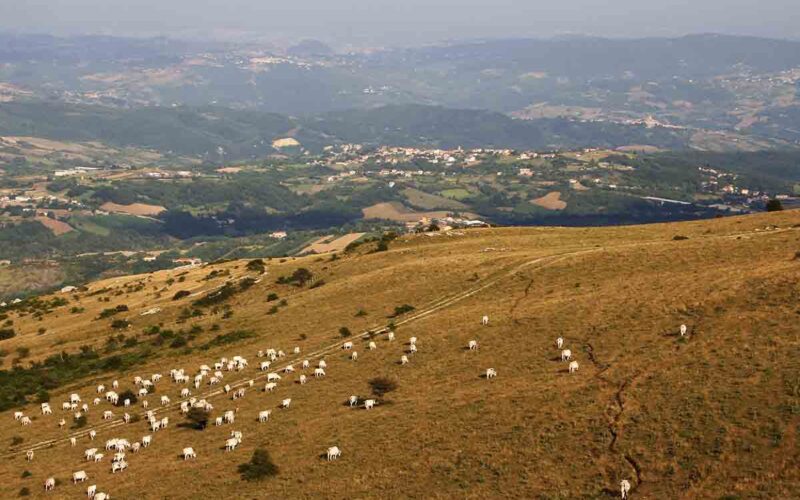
[
  {"left": 293, "top": 346, "right": 301, "bottom": 354},
  {"left": 267, "top": 373, "right": 281, "bottom": 382},
  {"left": 260, "top": 361, "right": 271, "bottom": 371},
  {"left": 621, "top": 479, "right": 631, "bottom": 499},
  {"left": 44, "top": 477, "right": 55, "bottom": 491},
  {"left": 468, "top": 340, "right": 478, "bottom": 350},
  {"left": 281, "top": 398, "right": 292, "bottom": 409},
  {"left": 89, "top": 430, "right": 96, "bottom": 440},
  {"left": 161, "top": 395, "right": 170, "bottom": 405},
  {"left": 327, "top": 446, "right": 342, "bottom": 461},
  {"left": 70, "top": 437, "right": 77, "bottom": 447},
  {"left": 94, "top": 493, "right": 109, "bottom": 500},
  {"left": 318, "top": 360, "right": 327, "bottom": 369},
  {"left": 26, "top": 450, "right": 34, "bottom": 461},
  {"left": 351, "top": 351, "right": 358, "bottom": 361},
  {"left": 264, "top": 382, "right": 277, "bottom": 392},
  {"left": 284, "top": 365, "right": 294, "bottom": 373},
  {"left": 486, "top": 368, "right": 497, "bottom": 379},
  {"left": 680, "top": 324, "right": 687, "bottom": 337},
  {"left": 368, "top": 341, "right": 377, "bottom": 350},
  {"left": 21, "top": 416, "right": 32, "bottom": 426},
  {"left": 299, "top": 374, "right": 307, "bottom": 385},
  {"left": 342, "top": 342, "right": 353, "bottom": 350},
  {"left": 556, "top": 337, "right": 564, "bottom": 349},
  {"left": 72, "top": 471, "right": 88, "bottom": 483},
  {"left": 225, "top": 438, "right": 239, "bottom": 451},
  {"left": 349, "top": 395, "right": 358, "bottom": 407},
  {"left": 400, "top": 355, "right": 409, "bottom": 365},
  {"left": 258, "top": 410, "right": 271, "bottom": 423},
  {"left": 569, "top": 361, "right": 580, "bottom": 373},
  {"left": 364, "top": 399, "right": 376, "bottom": 410},
  {"left": 85, "top": 448, "right": 98, "bottom": 460},
  {"left": 103, "top": 410, "right": 113, "bottom": 420},
  {"left": 93, "top": 453, "right": 104, "bottom": 463},
  {"left": 142, "top": 435, "right": 152, "bottom": 447},
  {"left": 481, "top": 315, "right": 489, "bottom": 325},
  {"left": 302, "top": 360, "right": 310, "bottom": 369},
  {"left": 183, "top": 447, "right": 196, "bottom": 460},
  {"left": 409, "top": 344, "right": 417, "bottom": 354},
  {"left": 111, "top": 461, "right": 127, "bottom": 473},
  {"left": 409, "top": 337, "right": 417, "bottom": 345},
  {"left": 387, "top": 331, "right": 395, "bottom": 341},
  {"left": 561, "top": 349, "right": 572, "bottom": 361},
  {"left": 314, "top": 368, "right": 326, "bottom": 378},
  {"left": 87, "top": 484, "right": 96, "bottom": 497}
]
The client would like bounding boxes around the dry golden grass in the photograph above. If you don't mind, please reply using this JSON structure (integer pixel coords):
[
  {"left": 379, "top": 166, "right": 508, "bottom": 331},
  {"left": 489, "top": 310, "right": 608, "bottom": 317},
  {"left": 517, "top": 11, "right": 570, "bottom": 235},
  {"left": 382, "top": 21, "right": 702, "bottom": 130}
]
[{"left": 0, "top": 211, "right": 799, "bottom": 499}]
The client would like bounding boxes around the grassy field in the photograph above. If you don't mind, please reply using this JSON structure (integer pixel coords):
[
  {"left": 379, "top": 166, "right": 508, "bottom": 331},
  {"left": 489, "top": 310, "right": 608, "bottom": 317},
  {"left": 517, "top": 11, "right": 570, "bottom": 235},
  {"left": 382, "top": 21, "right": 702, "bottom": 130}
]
[{"left": 0, "top": 210, "right": 798, "bottom": 498}]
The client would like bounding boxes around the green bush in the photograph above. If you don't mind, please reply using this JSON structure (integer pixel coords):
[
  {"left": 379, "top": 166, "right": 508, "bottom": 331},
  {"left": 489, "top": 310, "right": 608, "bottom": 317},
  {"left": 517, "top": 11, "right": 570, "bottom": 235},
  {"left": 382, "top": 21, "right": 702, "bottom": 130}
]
[
  {"left": 185, "top": 407, "right": 211, "bottom": 430},
  {"left": 369, "top": 376, "right": 398, "bottom": 399},
  {"left": 339, "top": 327, "right": 352, "bottom": 338},
  {"left": 390, "top": 304, "right": 415, "bottom": 318},
  {"left": 115, "top": 390, "right": 138, "bottom": 407},
  {"left": 172, "top": 290, "right": 191, "bottom": 300},
  {"left": 73, "top": 415, "right": 87, "bottom": 429},
  {"left": 766, "top": 199, "right": 784, "bottom": 212},
  {"left": 0, "top": 329, "right": 15, "bottom": 341},
  {"left": 238, "top": 448, "right": 279, "bottom": 481},
  {"left": 246, "top": 259, "right": 266, "bottom": 273}
]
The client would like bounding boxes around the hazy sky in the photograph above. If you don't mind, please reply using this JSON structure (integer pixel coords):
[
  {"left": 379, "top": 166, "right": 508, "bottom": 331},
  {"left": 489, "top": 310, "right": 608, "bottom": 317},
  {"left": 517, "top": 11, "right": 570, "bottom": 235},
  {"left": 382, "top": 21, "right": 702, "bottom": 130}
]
[{"left": 1, "top": 0, "right": 798, "bottom": 46}]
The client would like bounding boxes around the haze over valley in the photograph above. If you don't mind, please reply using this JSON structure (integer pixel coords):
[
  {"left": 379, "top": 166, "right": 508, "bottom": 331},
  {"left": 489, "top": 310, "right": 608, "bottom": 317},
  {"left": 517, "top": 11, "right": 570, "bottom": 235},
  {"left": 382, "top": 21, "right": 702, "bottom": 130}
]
[{"left": 0, "top": 2, "right": 799, "bottom": 499}]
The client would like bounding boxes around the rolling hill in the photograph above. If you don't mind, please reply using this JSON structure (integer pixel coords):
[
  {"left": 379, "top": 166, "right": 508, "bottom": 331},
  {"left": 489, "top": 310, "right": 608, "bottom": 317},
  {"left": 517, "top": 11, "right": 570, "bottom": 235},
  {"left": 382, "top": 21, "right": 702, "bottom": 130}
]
[{"left": 0, "top": 210, "right": 798, "bottom": 498}]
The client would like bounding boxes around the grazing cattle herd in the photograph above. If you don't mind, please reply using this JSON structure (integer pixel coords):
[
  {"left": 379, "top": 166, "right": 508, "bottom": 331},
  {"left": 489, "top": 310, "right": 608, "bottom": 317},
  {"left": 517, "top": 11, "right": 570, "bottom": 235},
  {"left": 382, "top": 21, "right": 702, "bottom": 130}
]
[{"left": 3, "top": 311, "right": 670, "bottom": 499}]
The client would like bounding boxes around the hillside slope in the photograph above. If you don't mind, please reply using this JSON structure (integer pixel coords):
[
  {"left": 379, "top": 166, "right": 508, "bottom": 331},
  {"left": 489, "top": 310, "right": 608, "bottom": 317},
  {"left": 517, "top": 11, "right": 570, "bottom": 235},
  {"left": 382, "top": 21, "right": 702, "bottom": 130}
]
[{"left": 0, "top": 211, "right": 799, "bottom": 498}]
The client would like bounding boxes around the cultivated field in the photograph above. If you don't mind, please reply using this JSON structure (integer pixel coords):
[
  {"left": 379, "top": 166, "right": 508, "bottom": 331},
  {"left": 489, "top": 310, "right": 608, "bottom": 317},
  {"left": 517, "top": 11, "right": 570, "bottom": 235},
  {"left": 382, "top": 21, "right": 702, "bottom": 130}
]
[
  {"left": 0, "top": 211, "right": 799, "bottom": 499},
  {"left": 100, "top": 202, "right": 167, "bottom": 217},
  {"left": 299, "top": 233, "right": 366, "bottom": 255},
  {"left": 362, "top": 201, "right": 477, "bottom": 222},
  {"left": 34, "top": 217, "right": 75, "bottom": 236},
  {"left": 531, "top": 191, "right": 567, "bottom": 210}
]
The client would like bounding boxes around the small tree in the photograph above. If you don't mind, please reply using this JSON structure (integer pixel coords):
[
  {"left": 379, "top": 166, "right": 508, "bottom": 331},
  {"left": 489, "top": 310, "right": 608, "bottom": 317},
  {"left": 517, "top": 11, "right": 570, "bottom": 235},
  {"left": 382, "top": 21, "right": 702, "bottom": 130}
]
[
  {"left": 339, "top": 327, "right": 352, "bottom": 338},
  {"left": 115, "top": 390, "right": 138, "bottom": 407},
  {"left": 369, "top": 376, "right": 398, "bottom": 401},
  {"left": 186, "top": 407, "right": 210, "bottom": 430},
  {"left": 73, "top": 415, "right": 87, "bottom": 429},
  {"left": 238, "top": 448, "right": 279, "bottom": 481},
  {"left": 766, "top": 199, "right": 784, "bottom": 212}
]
